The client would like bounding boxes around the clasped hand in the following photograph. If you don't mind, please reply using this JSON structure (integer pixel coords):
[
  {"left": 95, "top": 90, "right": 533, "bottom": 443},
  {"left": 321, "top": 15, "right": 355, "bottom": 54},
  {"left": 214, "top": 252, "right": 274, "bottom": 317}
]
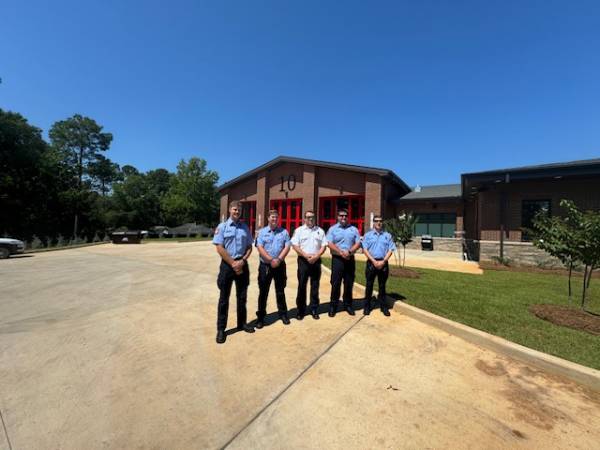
[
  {"left": 232, "top": 259, "right": 244, "bottom": 274},
  {"left": 305, "top": 254, "right": 319, "bottom": 264},
  {"left": 270, "top": 257, "right": 281, "bottom": 268},
  {"left": 372, "top": 259, "right": 385, "bottom": 269},
  {"left": 339, "top": 249, "right": 352, "bottom": 260}
]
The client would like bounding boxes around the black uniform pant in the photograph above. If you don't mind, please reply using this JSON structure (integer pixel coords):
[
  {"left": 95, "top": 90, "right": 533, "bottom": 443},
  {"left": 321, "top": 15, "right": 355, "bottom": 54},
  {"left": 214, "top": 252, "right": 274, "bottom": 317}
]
[
  {"left": 296, "top": 256, "right": 322, "bottom": 314},
  {"left": 217, "top": 259, "right": 249, "bottom": 331},
  {"left": 257, "top": 261, "right": 288, "bottom": 320},
  {"left": 330, "top": 255, "right": 355, "bottom": 307},
  {"left": 365, "top": 260, "right": 389, "bottom": 309}
]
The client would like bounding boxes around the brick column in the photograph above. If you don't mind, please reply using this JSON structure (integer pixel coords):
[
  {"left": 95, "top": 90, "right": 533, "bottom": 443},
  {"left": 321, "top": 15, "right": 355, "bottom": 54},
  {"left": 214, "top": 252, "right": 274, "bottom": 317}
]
[
  {"left": 256, "top": 171, "right": 268, "bottom": 230},
  {"left": 365, "top": 174, "right": 382, "bottom": 230},
  {"left": 302, "top": 165, "right": 316, "bottom": 214},
  {"left": 219, "top": 192, "right": 229, "bottom": 223}
]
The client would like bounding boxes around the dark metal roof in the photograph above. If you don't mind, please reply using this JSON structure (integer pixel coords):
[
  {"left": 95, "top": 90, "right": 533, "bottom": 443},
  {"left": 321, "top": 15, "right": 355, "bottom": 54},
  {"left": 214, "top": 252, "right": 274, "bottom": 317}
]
[
  {"left": 218, "top": 155, "right": 410, "bottom": 193},
  {"left": 462, "top": 157, "right": 600, "bottom": 178},
  {"left": 398, "top": 184, "right": 462, "bottom": 201},
  {"left": 461, "top": 157, "right": 600, "bottom": 197}
]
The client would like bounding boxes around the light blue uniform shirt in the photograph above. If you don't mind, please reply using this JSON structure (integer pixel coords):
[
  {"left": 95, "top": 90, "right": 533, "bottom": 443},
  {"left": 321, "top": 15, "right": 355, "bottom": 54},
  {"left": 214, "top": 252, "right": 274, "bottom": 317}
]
[
  {"left": 326, "top": 223, "right": 361, "bottom": 252},
  {"left": 212, "top": 218, "right": 253, "bottom": 259},
  {"left": 362, "top": 229, "right": 397, "bottom": 260},
  {"left": 256, "top": 226, "right": 291, "bottom": 263}
]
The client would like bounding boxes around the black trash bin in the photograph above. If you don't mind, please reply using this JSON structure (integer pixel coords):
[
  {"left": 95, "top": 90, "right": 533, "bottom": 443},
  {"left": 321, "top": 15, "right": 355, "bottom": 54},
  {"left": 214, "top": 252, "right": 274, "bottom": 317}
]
[
  {"left": 111, "top": 231, "right": 142, "bottom": 244},
  {"left": 421, "top": 234, "right": 433, "bottom": 251}
]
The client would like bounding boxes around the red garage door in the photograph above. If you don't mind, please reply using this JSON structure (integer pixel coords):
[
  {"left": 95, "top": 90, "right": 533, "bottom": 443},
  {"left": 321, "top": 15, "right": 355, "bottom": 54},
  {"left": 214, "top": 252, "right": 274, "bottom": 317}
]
[
  {"left": 319, "top": 195, "right": 365, "bottom": 234},
  {"left": 270, "top": 199, "right": 303, "bottom": 236}
]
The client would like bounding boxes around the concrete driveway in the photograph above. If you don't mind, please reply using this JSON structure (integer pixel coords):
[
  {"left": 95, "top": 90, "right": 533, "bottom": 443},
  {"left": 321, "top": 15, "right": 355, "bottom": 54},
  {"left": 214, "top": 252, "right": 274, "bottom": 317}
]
[{"left": 1, "top": 242, "right": 599, "bottom": 449}]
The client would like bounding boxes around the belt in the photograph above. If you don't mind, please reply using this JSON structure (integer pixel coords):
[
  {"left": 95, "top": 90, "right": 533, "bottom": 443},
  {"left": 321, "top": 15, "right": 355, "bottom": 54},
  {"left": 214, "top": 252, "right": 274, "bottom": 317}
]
[
  {"left": 298, "top": 255, "right": 321, "bottom": 261},
  {"left": 222, "top": 257, "right": 244, "bottom": 263}
]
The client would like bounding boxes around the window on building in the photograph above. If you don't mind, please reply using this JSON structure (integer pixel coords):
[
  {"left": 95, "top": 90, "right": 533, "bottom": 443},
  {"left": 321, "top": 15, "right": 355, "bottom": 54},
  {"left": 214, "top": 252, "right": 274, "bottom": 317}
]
[
  {"left": 413, "top": 213, "right": 456, "bottom": 237},
  {"left": 521, "top": 199, "right": 551, "bottom": 241}
]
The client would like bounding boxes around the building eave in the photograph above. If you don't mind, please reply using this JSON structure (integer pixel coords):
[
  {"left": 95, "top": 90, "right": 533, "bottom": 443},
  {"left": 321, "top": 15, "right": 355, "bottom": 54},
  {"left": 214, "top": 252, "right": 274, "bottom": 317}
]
[{"left": 218, "top": 155, "right": 410, "bottom": 194}]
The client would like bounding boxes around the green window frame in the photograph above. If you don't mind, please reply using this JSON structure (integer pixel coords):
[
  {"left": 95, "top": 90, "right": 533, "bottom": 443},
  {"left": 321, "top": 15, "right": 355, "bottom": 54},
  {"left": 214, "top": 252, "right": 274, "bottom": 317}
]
[{"left": 413, "top": 213, "right": 456, "bottom": 238}]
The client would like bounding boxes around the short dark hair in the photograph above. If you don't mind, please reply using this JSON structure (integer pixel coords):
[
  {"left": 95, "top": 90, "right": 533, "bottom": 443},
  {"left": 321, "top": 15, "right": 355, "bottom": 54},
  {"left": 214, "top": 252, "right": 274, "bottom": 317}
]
[
  {"left": 337, "top": 208, "right": 348, "bottom": 215},
  {"left": 268, "top": 209, "right": 279, "bottom": 216}
]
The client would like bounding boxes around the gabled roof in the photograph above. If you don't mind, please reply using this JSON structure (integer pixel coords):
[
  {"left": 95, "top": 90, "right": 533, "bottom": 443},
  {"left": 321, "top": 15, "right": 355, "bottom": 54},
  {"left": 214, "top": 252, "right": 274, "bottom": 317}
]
[
  {"left": 399, "top": 184, "right": 461, "bottom": 201},
  {"left": 218, "top": 155, "right": 410, "bottom": 193}
]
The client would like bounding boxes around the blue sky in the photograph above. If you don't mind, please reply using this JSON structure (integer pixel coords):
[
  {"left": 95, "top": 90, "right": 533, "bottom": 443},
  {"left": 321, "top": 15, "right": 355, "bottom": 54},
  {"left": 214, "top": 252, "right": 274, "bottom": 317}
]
[{"left": 2, "top": 0, "right": 599, "bottom": 186}]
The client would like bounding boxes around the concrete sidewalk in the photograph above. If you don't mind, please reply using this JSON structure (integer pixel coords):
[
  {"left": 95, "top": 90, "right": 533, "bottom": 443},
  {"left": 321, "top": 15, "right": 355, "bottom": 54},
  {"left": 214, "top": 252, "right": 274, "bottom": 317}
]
[
  {"left": 0, "top": 241, "right": 598, "bottom": 449},
  {"left": 354, "top": 249, "right": 484, "bottom": 274}
]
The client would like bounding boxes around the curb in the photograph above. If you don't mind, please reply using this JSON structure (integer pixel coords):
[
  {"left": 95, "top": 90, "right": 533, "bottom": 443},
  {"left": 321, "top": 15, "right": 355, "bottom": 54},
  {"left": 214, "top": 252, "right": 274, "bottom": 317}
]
[
  {"left": 322, "top": 261, "right": 600, "bottom": 391},
  {"left": 391, "top": 300, "right": 600, "bottom": 391},
  {"left": 24, "top": 241, "right": 110, "bottom": 254}
]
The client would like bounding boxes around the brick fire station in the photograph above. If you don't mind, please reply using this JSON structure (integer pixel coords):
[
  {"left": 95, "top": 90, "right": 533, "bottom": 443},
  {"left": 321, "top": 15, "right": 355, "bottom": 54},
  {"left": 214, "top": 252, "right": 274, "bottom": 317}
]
[
  {"left": 218, "top": 156, "right": 600, "bottom": 265},
  {"left": 218, "top": 156, "right": 410, "bottom": 236}
]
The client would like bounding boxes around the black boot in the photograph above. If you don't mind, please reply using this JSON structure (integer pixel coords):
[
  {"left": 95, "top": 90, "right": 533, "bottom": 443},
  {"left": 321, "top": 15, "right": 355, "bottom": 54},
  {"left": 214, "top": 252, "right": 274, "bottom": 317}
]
[
  {"left": 281, "top": 314, "right": 291, "bottom": 325},
  {"left": 239, "top": 323, "right": 255, "bottom": 333},
  {"left": 328, "top": 304, "right": 337, "bottom": 317},
  {"left": 345, "top": 304, "right": 356, "bottom": 316},
  {"left": 216, "top": 330, "right": 226, "bottom": 344},
  {"left": 363, "top": 298, "right": 371, "bottom": 315}
]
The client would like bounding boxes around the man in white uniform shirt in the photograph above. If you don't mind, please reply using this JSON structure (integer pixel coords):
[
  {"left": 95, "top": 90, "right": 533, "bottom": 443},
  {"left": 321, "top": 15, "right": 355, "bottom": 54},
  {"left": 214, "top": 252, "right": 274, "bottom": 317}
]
[{"left": 291, "top": 210, "right": 328, "bottom": 320}]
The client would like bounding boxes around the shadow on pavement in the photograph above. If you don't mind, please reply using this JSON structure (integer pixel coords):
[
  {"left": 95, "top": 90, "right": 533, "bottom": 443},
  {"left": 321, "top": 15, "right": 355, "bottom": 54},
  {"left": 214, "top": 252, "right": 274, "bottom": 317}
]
[{"left": 244, "top": 295, "right": 407, "bottom": 329}]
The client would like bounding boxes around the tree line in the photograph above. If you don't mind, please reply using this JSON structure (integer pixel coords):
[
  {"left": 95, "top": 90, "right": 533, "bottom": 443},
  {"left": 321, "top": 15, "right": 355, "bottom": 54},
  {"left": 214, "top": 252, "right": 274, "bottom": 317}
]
[{"left": 0, "top": 108, "right": 220, "bottom": 244}]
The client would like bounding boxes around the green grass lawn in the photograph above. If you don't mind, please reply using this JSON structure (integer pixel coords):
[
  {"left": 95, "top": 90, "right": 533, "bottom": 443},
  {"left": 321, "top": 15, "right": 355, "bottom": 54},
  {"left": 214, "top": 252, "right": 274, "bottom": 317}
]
[{"left": 323, "top": 258, "right": 600, "bottom": 370}]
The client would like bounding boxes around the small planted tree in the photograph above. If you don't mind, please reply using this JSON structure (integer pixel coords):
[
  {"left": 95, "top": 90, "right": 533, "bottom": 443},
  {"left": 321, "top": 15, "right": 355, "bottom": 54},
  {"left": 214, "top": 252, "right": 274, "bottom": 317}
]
[
  {"left": 531, "top": 213, "right": 576, "bottom": 300},
  {"left": 567, "top": 200, "right": 600, "bottom": 309},
  {"left": 384, "top": 212, "right": 417, "bottom": 267},
  {"left": 531, "top": 199, "right": 600, "bottom": 310}
]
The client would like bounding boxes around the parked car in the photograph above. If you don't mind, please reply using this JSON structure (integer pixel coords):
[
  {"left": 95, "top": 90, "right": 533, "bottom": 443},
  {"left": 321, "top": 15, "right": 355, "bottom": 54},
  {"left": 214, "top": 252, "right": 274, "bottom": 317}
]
[
  {"left": 0, "top": 238, "right": 25, "bottom": 259},
  {"left": 110, "top": 231, "right": 142, "bottom": 244},
  {"left": 168, "top": 223, "right": 215, "bottom": 238},
  {"left": 198, "top": 224, "right": 215, "bottom": 238},
  {"left": 147, "top": 226, "right": 171, "bottom": 238}
]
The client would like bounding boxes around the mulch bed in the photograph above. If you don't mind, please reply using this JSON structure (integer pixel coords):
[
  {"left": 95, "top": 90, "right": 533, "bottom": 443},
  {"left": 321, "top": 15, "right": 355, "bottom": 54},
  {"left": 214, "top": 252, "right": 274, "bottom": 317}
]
[
  {"left": 480, "top": 262, "right": 600, "bottom": 278},
  {"left": 529, "top": 304, "right": 600, "bottom": 336},
  {"left": 389, "top": 267, "right": 420, "bottom": 279}
]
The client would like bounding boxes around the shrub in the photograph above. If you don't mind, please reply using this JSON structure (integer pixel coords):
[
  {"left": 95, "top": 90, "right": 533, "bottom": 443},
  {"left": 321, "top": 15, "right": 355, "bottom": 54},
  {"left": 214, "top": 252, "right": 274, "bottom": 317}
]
[
  {"left": 491, "top": 255, "right": 512, "bottom": 266},
  {"left": 384, "top": 212, "right": 417, "bottom": 267}
]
